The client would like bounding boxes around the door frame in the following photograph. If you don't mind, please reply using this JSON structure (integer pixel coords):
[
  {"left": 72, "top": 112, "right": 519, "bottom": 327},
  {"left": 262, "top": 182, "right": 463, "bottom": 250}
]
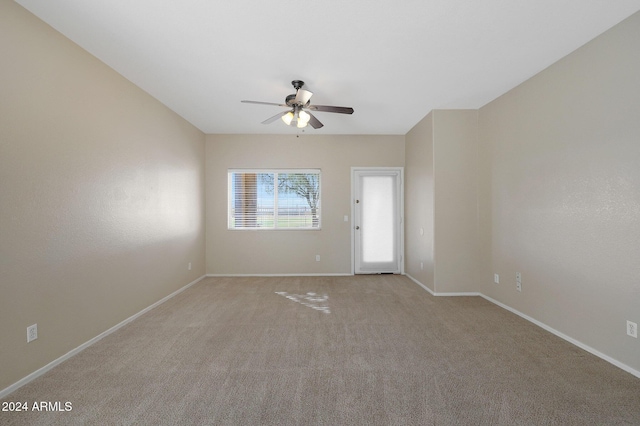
[{"left": 351, "top": 167, "right": 404, "bottom": 275}]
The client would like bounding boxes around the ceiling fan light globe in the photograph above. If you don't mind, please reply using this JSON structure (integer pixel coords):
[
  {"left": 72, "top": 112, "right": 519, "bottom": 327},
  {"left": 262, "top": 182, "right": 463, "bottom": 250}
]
[
  {"left": 296, "top": 120, "right": 308, "bottom": 129},
  {"left": 282, "top": 111, "right": 294, "bottom": 125},
  {"left": 298, "top": 110, "right": 310, "bottom": 125}
]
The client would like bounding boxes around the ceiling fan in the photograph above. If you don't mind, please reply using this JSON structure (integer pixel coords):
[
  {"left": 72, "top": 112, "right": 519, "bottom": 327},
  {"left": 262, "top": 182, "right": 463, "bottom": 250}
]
[{"left": 241, "top": 80, "right": 354, "bottom": 129}]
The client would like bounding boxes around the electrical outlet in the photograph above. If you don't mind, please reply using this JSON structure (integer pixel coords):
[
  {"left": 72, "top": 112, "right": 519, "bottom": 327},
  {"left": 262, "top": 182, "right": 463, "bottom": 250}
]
[
  {"left": 628, "top": 321, "right": 638, "bottom": 338},
  {"left": 315, "top": 255, "right": 320, "bottom": 262},
  {"left": 494, "top": 273, "right": 499, "bottom": 284},
  {"left": 27, "top": 324, "right": 38, "bottom": 343},
  {"left": 420, "top": 262, "right": 424, "bottom": 270},
  {"left": 516, "top": 272, "right": 522, "bottom": 292},
  {"left": 188, "top": 262, "right": 192, "bottom": 270}
]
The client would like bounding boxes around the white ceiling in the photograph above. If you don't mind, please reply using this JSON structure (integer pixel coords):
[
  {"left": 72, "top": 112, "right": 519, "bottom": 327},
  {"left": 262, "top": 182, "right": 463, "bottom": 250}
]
[{"left": 16, "top": 0, "right": 640, "bottom": 135}]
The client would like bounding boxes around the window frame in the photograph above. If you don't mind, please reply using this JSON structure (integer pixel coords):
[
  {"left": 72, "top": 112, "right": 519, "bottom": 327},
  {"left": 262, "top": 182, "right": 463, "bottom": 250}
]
[{"left": 227, "top": 169, "right": 322, "bottom": 231}]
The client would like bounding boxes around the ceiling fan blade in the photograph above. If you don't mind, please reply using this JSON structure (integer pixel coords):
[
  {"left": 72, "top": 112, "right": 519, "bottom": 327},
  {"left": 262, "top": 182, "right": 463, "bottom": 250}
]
[
  {"left": 261, "top": 111, "right": 289, "bottom": 124},
  {"left": 307, "top": 105, "right": 354, "bottom": 114},
  {"left": 306, "top": 112, "right": 324, "bottom": 129},
  {"left": 295, "top": 89, "right": 313, "bottom": 105},
  {"left": 241, "top": 100, "right": 287, "bottom": 107}
]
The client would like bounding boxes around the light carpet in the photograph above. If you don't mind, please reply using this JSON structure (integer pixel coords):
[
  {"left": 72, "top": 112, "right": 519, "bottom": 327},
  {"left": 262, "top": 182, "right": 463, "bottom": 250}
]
[{"left": 1, "top": 275, "right": 639, "bottom": 425}]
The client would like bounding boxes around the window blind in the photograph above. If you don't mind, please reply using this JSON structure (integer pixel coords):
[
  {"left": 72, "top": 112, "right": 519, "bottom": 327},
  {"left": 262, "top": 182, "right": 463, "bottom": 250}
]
[{"left": 228, "top": 170, "right": 321, "bottom": 230}]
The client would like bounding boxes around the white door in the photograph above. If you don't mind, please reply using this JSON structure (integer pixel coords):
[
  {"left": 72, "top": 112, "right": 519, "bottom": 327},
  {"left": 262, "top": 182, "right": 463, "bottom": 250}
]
[{"left": 353, "top": 168, "right": 403, "bottom": 274}]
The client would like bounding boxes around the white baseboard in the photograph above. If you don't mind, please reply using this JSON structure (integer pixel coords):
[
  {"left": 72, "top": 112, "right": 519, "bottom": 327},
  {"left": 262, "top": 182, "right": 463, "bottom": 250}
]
[
  {"left": 0, "top": 275, "right": 207, "bottom": 400},
  {"left": 206, "top": 273, "right": 353, "bottom": 277},
  {"left": 405, "top": 273, "right": 640, "bottom": 379},
  {"left": 434, "top": 292, "right": 481, "bottom": 297},
  {"left": 405, "top": 273, "right": 435, "bottom": 295},
  {"left": 479, "top": 294, "right": 640, "bottom": 379},
  {"left": 404, "top": 274, "right": 479, "bottom": 297}
]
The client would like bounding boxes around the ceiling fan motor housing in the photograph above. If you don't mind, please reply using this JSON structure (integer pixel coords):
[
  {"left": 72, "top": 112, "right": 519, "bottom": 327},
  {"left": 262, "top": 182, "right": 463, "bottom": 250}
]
[{"left": 285, "top": 94, "right": 297, "bottom": 107}]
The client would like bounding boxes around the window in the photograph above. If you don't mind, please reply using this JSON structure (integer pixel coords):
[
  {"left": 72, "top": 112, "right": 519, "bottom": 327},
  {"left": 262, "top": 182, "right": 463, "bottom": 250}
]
[{"left": 228, "top": 169, "right": 321, "bottom": 229}]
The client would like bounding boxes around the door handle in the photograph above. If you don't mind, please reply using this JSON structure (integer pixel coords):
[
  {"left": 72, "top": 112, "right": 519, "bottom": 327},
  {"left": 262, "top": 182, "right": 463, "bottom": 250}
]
[{"left": 355, "top": 226, "right": 360, "bottom": 230}]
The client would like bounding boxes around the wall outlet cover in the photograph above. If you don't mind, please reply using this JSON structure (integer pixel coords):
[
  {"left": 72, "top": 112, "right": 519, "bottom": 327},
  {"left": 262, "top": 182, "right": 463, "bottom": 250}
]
[{"left": 27, "top": 324, "right": 38, "bottom": 343}]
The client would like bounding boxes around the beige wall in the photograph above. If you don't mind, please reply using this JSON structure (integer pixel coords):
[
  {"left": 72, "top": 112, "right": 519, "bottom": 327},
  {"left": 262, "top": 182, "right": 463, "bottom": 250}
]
[
  {"left": 433, "top": 110, "right": 480, "bottom": 294},
  {"left": 479, "top": 11, "right": 640, "bottom": 372},
  {"left": 405, "top": 110, "right": 480, "bottom": 294},
  {"left": 0, "top": 1, "right": 206, "bottom": 391},
  {"left": 206, "top": 134, "right": 405, "bottom": 275},
  {"left": 405, "top": 112, "right": 434, "bottom": 290}
]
